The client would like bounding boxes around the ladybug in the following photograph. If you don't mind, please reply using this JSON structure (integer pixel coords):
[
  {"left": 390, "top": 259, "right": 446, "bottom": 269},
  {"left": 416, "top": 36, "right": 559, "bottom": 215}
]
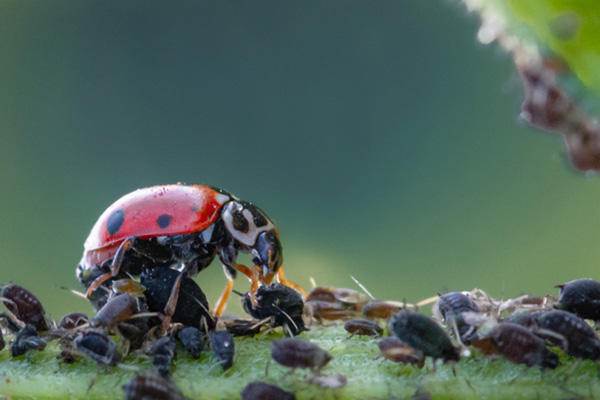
[{"left": 76, "top": 184, "right": 305, "bottom": 316}]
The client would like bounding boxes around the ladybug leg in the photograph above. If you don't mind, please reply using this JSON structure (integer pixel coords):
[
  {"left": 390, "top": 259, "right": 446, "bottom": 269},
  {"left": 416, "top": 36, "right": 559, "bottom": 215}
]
[
  {"left": 213, "top": 263, "right": 256, "bottom": 316},
  {"left": 277, "top": 267, "right": 308, "bottom": 297},
  {"left": 213, "top": 278, "right": 234, "bottom": 317}
]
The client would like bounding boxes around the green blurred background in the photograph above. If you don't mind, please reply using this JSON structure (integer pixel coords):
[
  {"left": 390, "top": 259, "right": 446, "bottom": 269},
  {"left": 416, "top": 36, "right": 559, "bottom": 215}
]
[{"left": 1, "top": 1, "right": 598, "bottom": 319}]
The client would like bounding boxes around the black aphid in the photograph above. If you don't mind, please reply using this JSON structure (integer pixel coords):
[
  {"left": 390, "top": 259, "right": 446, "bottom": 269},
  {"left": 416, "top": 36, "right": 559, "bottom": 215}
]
[
  {"left": 436, "top": 292, "right": 479, "bottom": 342},
  {"left": 73, "top": 329, "right": 122, "bottom": 366},
  {"left": 11, "top": 325, "right": 46, "bottom": 357},
  {"left": 210, "top": 331, "right": 235, "bottom": 370},
  {"left": 123, "top": 373, "right": 186, "bottom": 400},
  {"left": 555, "top": 278, "right": 600, "bottom": 320},
  {"left": 241, "top": 381, "right": 295, "bottom": 400},
  {"left": 2, "top": 284, "right": 50, "bottom": 331},
  {"left": 151, "top": 336, "right": 178, "bottom": 377},
  {"left": 344, "top": 318, "right": 383, "bottom": 337},
  {"left": 177, "top": 326, "right": 204, "bottom": 358},
  {"left": 389, "top": 310, "right": 459, "bottom": 362},
  {"left": 537, "top": 310, "right": 600, "bottom": 360},
  {"left": 141, "top": 267, "right": 215, "bottom": 331},
  {"left": 242, "top": 283, "right": 305, "bottom": 336},
  {"left": 271, "top": 338, "right": 331, "bottom": 373}
]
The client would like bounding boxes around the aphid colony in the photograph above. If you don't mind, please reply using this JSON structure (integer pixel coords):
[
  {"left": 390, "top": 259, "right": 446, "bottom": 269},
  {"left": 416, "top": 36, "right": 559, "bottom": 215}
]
[{"left": 4, "top": 277, "right": 600, "bottom": 398}]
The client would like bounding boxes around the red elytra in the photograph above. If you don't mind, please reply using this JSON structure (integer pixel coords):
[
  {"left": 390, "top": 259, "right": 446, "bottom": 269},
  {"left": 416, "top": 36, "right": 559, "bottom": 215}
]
[{"left": 81, "top": 184, "right": 231, "bottom": 268}]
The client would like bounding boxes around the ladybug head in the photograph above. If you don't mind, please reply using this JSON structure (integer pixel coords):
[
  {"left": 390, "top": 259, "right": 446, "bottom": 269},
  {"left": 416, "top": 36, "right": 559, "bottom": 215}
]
[{"left": 221, "top": 201, "right": 283, "bottom": 283}]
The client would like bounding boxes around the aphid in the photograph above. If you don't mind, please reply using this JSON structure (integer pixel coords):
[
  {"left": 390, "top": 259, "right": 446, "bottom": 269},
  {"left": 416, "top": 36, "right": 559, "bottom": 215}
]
[
  {"left": 361, "top": 300, "right": 402, "bottom": 320},
  {"left": 210, "top": 331, "right": 235, "bottom": 370},
  {"left": 536, "top": 310, "right": 600, "bottom": 360},
  {"left": 117, "top": 302, "right": 156, "bottom": 353},
  {"left": 141, "top": 267, "right": 215, "bottom": 331},
  {"left": 112, "top": 279, "right": 146, "bottom": 297},
  {"left": 305, "top": 286, "right": 367, "bottom": 322},
  {"left": 506, "top": 311, "right": 545, "bottom": 330},
  {"left": 123, "top": 373, "right": 186, "bottom": 400},
  {"left": 73, "top": 329, "right": 122, "bottom": 366},
  {"left": 241, "top": 381, "right": 295, "bottom": 400},
  {"left": 57, "top": 312, "right": 89, "bottom": 330},
  {"left": 377, "top": 336, "right": 424, "bottom": 367},
  {"left": 388, "top": 310, "right": 459, "bottom": 362},
  {"left": 343, "top": 318, "right": 383, "bottom": 337},
  {"left": 242, "top": 283, "right": 305, "bottom": 336},
  {"left": 90, "top": 293, "right": 138, "bottom": 330},
  {"left": 555, "top": 278, "right": 600, "bottom": 320},
  {"left": 76, "top": 184, "right": 304, "bottom": 316},
  {"left": 11, "top": 325, "right": 46, "bottom": 357},
  {"left": 224, "top": 319, "right": 266, "bottom": 337},
  {"left": 1, "top": 284, "right": 50, "bottom": 331},
  {"left": 151, "top": 336, "right": 178, "bottom": 377},
  {"left": 304, "top": 300, "right": 357, "bottom": 322},
  {"left": 271, "top": 338, "right": 331, "bottom": 373},
  {"left": 435, "top": 292, "right": 480, "bottom": 342},
  {"left": 177, "top": 326, "right": 204, "bottom": 358},
  {"left": 473, "top": 323, "right": 558, "bottom": 369}
]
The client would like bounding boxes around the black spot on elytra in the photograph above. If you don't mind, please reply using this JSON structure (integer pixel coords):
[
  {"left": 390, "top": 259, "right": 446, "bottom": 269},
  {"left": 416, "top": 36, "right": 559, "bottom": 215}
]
[
  {"left": 156, "top": 214, "right": 173, "bottom": 229},
  {"left": 106, "top": 209, "right": 125, "bottom": 236},
  {"left": 231, "top": 211, "right": 249, "bottom": 233}
]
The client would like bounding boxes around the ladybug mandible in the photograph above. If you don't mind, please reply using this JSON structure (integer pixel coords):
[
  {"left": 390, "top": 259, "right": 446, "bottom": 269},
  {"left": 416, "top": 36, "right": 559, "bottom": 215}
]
[{"left": 76, "top": 184, "right": 305, "bottom": 316}]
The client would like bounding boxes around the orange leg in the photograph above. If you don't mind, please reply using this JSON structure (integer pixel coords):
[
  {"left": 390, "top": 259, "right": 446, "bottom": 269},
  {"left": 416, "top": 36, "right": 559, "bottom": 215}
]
[
  {"left": 277, "top": 267, "right": 308, "bottom": 297},
  {"left": 213, "top": 278, "right": 234, "bottom": 317},
  {"left": 86, "top": 238, "right": 134, "bottom": 298}
]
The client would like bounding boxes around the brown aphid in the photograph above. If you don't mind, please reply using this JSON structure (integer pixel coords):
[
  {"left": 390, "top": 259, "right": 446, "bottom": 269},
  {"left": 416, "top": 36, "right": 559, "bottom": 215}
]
[
  {"left": 123, "top": 373, "right": 186, "bottom": 400},
  {"left": 225, "top": 319, "right": 267, "bottom": 337},
  {"left": 362, "top": 300, "right": 402, "bottom": 320},
  {"left": 2, "top": 284, "right": 50, "bottom": 331},
  {"left": 344, "top": 318, "right": 383, "bottom": 337},
  {"left": 378, "top": 336, "right": 424, "bottom": 367},
  {"left": 305, "top": 300, "right": 359, "bottom": 321},
  {"left": 90, "top": 293, "right": 138, "bottom": 330},
  {"left": 307, "top": 287, "right": 367, "bottom": 312},
  {"left": 271, "top": 338, "right": 331, "bottom": 373},
  {"left": 472, "top": 323, "right": 558, "bottom": 369},
  {"left": 58, "top": 312, "right": 89, "bottom": 330},
  {"left": 241, "top": 381, "right": 295, "bottom": 400}
]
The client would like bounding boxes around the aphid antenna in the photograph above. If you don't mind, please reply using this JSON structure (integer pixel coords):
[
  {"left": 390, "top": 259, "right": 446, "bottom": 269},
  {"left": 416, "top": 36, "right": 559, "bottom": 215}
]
[
  {"left": 416, "top": 295, "right": 440, "bottom": 307},
  {"left": 309, "top": 277, "right": 317, "bottom": 289},
  {"left": 350, "top": 275, "right": 375, "bottom": 300},
  {"left": 190, "top": 294, "right": 216, "bottom": 326},
  {"left": 129, "top": 312, "right": 162, "bottom": 320},
  {"left": 272, "top": 304, "right": 300, "bottom": 333},
  {"left": 231, "top": 289, "right": 245, "bottom": 297}
]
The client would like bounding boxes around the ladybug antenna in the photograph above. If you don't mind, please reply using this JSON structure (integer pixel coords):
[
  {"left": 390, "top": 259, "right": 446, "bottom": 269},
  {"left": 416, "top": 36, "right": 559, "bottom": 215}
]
[{"left": 232, "top": 290, "right": 245, "bottom": 297}]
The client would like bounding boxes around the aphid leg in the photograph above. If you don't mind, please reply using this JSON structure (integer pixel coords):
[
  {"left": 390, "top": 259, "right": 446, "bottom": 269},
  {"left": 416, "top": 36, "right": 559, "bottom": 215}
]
[
  {"left": 161, "top": 271, "right": 184, "bottom": 331},
  {"left": 277, "top": 267, "right": 308, "bottom": 297}
]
